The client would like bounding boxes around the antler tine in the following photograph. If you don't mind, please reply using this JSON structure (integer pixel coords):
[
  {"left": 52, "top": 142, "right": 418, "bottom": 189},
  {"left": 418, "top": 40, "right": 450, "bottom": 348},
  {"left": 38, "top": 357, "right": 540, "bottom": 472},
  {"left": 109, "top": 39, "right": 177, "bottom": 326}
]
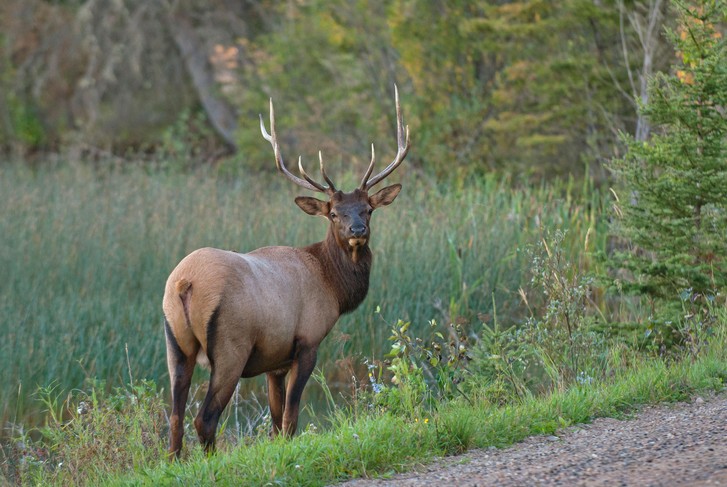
[
  {"left": 260, "top": 98, "right": 328, "bottom": 194},
  {"left": 298, "top": 156, "right": 329, "bottom": 193},
  {"left": 363, "top": 85, "right": 411, "bottom": 191},
  {"left": 319, "top": 151, "right": 337, "bottom": 193},
  {"left": 359, "top": 143, "right": 375, "bottom": 190}
]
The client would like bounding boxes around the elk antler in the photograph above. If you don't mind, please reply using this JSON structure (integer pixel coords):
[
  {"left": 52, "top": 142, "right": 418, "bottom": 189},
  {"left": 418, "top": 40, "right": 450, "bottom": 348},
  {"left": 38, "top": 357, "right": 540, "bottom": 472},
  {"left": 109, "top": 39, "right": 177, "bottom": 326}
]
[
  {"left": 360, "top": 85, "right": 410, "bottom": 191},
  {"left": 260, "top": 99, "right": 335, "bottom": 194}
]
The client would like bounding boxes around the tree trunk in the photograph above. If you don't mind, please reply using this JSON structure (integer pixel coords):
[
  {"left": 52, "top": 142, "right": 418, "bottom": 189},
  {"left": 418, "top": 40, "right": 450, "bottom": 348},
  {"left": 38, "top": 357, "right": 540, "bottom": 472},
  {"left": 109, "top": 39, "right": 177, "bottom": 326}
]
[{"left": 166, "top": 13, "right": 238, "bottom": 153}]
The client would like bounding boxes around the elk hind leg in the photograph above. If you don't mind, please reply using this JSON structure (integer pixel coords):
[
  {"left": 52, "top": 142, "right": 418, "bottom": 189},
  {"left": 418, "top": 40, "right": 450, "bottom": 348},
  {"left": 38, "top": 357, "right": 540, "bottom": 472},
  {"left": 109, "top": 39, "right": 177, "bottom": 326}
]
[
  {"left": 194, "top": 348, "right": 250, "bottom": 453},
  {"left": 165, "top": 319, "right": 197, "bottom": 459}
]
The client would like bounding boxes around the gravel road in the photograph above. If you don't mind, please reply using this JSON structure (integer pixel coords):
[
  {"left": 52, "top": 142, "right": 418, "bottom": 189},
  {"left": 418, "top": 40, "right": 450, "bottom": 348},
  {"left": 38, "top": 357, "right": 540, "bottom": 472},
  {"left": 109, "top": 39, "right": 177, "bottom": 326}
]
[{"left": 339, "top": 393, "right": 727, "bottom": 486}]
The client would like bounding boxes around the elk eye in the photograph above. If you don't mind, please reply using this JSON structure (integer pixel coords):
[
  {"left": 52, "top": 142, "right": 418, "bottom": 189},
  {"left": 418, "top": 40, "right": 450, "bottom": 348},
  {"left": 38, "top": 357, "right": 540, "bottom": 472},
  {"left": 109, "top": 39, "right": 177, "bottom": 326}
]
[{"left": 329, "top": 211, "right": 337, "bottom": 219}]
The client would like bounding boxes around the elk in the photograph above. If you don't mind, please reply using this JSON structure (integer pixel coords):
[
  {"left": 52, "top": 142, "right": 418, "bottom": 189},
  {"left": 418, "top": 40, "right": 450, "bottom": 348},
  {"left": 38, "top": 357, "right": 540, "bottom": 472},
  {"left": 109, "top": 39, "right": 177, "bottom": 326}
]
[{"left": 162, "top": 87, "right": 410, "bottom": 457}]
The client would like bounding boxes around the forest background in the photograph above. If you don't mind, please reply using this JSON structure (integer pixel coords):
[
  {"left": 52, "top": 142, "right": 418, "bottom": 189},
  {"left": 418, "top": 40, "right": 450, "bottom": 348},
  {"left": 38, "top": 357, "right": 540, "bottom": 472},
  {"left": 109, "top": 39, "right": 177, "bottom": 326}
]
[{"left": 0, "top": 0, "right": 672, "bottom": 180}]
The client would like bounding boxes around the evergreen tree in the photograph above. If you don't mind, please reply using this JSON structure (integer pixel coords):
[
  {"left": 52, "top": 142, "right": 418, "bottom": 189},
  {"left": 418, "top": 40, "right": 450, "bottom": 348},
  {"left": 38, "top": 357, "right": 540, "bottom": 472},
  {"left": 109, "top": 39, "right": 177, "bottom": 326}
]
[{"left": 609, "top": 0, "right": 727, "bottom": 306}]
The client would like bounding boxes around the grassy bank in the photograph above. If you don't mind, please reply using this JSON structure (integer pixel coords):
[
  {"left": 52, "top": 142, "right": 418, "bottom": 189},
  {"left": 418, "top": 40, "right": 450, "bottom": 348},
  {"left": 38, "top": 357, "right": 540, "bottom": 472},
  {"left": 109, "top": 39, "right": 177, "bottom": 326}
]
[
  {"left": 0, "top": 161, "right": 604, "bottom": 427},
  {"left": 4, "top": 321, "right": 724, "bottom": 486}
]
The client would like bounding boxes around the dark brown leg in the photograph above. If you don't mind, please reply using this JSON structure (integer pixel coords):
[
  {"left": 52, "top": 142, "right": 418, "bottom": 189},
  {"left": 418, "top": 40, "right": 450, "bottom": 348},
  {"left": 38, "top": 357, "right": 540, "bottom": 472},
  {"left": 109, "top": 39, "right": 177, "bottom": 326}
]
[
  {"left": 266, "top": 371, "right": 287, "bottom": 437},
  {"left": 165, "top": 320, "right": 197, "bottom": 459},
  {"left": 282, "top": 346, "right": 317, "bottom": 437},
  {"left": 193, "top": 355, "right": 248, "bottom": 454}
]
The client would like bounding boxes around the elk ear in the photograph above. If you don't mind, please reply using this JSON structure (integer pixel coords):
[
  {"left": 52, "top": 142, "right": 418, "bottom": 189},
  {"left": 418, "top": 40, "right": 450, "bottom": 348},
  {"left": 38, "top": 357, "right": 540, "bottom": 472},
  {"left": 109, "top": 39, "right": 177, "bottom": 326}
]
[
  {"left": 295, "top": 196, "right": 329, "bottom": 216},
  {"left": 369, "top": 184, "right": 402, "bottom": 209}
]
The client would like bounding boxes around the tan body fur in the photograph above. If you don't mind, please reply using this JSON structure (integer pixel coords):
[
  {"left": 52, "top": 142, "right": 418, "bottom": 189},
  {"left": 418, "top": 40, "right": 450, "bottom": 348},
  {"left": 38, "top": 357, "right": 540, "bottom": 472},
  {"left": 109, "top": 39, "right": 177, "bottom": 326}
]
[{"left": 163, "top": 246, "right": 338, "bottom": 378}]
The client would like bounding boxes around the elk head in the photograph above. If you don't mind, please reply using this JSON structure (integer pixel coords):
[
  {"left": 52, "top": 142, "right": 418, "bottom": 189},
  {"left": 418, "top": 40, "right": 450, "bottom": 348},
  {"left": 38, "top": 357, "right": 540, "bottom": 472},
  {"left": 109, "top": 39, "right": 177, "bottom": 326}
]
[{"left": 259, "top": 86, "right": 410, "bottom": 263}]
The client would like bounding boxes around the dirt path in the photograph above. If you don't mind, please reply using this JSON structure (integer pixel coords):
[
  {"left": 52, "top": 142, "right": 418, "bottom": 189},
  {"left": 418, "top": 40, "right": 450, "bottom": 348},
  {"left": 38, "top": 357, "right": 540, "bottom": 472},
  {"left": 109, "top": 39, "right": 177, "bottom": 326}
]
[{"left": 339, "top": 394, "right": 727, "bottom": 486}]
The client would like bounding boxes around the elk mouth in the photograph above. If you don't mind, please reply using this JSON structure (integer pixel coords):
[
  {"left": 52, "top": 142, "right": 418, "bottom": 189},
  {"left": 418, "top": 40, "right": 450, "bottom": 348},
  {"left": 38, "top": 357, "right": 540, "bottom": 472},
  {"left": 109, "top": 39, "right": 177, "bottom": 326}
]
[{"left": 348, "top": 237, "right": 367, "bottom": 248}]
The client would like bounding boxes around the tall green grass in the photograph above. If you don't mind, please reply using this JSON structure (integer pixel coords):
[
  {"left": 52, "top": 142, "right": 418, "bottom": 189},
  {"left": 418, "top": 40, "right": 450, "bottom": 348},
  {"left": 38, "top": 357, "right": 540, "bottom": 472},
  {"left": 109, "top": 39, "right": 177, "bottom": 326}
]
[{"left": 0, "top": 161, "right": 606, "bottom": 427}]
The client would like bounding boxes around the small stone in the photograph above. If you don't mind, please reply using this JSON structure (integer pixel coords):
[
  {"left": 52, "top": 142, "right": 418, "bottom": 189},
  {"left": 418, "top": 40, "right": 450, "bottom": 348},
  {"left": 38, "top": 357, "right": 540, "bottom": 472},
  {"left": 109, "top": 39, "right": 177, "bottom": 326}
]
[
  {"left": 546, "top": 436, "right": 560, "bottom": 442},
  {"left": 695, "top": 397, "right": 705, "bottom": 404}
]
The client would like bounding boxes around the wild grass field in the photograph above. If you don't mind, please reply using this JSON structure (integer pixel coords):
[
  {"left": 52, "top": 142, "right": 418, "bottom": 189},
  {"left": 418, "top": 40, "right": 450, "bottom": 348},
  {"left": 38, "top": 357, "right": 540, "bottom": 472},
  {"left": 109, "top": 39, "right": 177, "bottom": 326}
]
[
  {"left": 1, "top": 160, "right": 725, "bottom": 486},
  {"left": 0, "top": 161, "right": 604, "bottom": 429}
]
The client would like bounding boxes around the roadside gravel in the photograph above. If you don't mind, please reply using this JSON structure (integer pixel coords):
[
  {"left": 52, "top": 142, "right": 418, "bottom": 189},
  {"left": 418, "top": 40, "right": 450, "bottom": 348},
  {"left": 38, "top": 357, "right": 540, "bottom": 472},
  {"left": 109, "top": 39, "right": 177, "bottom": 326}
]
[{"left": 339, "top": 393, "right": 727, "bottom": 486}]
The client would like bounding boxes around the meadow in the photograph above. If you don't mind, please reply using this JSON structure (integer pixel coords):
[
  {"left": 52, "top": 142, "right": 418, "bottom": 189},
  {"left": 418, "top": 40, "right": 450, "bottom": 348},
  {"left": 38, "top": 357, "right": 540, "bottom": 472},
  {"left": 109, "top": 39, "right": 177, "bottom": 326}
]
[
  {"left": 0, "top": 161, "right": 603, "bottom": 429},
  {"left": 2, "top": 160, "right": 725, "bottom": 486}
]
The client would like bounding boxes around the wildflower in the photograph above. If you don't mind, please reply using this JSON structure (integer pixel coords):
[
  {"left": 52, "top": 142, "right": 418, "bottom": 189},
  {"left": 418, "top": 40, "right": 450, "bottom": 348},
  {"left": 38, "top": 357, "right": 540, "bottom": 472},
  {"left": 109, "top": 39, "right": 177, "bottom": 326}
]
[
  {"left": 576, "top": 371, "right": 594, "bottom": 385},
  {"left": 368, "top": 367, "right": 384, "bottom": 394}
]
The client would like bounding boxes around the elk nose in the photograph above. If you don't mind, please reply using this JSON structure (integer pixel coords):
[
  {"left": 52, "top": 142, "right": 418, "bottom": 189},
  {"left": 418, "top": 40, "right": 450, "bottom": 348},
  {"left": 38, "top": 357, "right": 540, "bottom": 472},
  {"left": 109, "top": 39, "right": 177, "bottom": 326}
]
[{"left": 351, "top": 224, "right": 367, "bottom": 238}]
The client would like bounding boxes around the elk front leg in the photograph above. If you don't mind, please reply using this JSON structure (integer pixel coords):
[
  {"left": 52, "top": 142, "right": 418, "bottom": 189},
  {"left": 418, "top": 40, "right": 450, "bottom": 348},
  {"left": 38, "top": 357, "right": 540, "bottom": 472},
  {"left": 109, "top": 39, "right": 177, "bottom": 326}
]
[
  {"left": 282, "top": 345, "right": 317, "bottom": 437},
  {"left": 266, "top": 371, "right": 286, "bottom": 437}
]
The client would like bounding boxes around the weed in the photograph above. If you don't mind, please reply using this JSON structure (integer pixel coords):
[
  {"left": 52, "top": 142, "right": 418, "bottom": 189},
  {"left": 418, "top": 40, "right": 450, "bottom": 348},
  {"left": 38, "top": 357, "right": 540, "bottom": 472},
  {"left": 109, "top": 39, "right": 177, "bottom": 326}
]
[
  {"left": 8, "top": 380, "right": 167, "bottom": 485},
  {"left": 676, "top": 289, "right": 720, "bottom": 360},
  {"left": 368, "top": 315, "right": 475, "bottom": 417},
  {"left": 520, "top": 229, "right": 605, "bottom": 391}
]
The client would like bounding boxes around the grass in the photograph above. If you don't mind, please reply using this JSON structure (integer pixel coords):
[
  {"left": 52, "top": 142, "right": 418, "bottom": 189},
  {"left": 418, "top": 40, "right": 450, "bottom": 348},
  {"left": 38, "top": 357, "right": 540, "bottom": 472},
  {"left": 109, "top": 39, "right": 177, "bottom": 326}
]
[
  {"left": 4, "top": 322, "right": 724, "bottom": 486},
  {"left": 0, "top": 161, "right": 606, "bottom": 428}
]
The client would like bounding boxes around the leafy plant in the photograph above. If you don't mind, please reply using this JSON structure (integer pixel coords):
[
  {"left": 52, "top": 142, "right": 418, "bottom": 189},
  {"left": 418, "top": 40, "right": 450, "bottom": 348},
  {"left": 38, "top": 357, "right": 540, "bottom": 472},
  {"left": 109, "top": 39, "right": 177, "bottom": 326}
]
[
  {"left": 521, "top": 229, "right": 604, "bottom": 391},
  {"left": 367, "top": 316, "right": 474, "bottom": 416},
  {"left": 676, "top": 289, "right": 720, "bottom": 359},
  {"left": 471, "top": 298, "right": 531, "bottom": 404},
  {"left": 468, "top": 229, "right": 606, "bottom": 400}
]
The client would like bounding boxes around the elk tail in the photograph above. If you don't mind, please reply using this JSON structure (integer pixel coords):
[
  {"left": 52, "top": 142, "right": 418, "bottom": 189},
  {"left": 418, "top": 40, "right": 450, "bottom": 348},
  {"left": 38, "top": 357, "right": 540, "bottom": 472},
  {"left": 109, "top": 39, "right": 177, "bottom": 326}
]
[{"left": 175, "top": 279, "right": 193, "bottom": 329}]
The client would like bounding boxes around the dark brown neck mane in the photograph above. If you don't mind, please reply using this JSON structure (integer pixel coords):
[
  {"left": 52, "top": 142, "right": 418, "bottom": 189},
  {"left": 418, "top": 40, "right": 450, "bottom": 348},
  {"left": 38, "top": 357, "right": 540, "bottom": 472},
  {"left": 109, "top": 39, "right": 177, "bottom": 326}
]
[{"left": 304, "top": 229, "right": 372, "bottom": 315}]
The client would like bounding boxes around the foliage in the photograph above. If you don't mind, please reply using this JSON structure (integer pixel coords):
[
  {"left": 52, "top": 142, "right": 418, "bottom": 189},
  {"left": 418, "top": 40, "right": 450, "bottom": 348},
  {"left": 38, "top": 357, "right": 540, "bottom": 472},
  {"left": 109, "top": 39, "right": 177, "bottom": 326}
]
[
  {"left": 474, "top": 320, "right": 531, "bottom": 403},
  {"left": 460, "top": 1, "right": 633, "bottom": 178},
  {"left": 522, "top": 230, "right": 605, "bottom": 390},
  {"left": 369, "top": 228, "right": 608, "bottom": 416},
  {"left": 158, "top": 108, "right": 221, "bottom": 170},
  {"left": 609, "top": 0, "right": 727, "bottom": 311},
  {"left": 232, "top": 1, "right": 402, "bottom": 174},
  {"left": 4, "top": 380, "right": 166, "bottom": 485},
  {"left": 368, "top": 317, "right": 473, "bottom": 416},
  {"left": 472, "top": 229, "right": 608, "bottom": 399},
  {"left": 1, "top": 0, "right": 676, "bottom": 179},
  {"left": 674, "top": 288, "right": 720, "bottom": 359}
]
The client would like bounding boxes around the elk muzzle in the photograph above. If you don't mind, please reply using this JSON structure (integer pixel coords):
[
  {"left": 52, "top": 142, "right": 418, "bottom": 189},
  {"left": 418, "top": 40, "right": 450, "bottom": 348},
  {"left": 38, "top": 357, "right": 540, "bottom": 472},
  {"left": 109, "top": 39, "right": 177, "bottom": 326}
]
[{"left": 346, "top": 217, "right": 368, "bottom": 247}]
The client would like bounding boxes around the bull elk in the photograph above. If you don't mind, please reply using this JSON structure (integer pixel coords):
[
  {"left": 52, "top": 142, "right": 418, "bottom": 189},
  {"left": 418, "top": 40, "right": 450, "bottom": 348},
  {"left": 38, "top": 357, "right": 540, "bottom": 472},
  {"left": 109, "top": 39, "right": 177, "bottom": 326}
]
[{"left": 162, "top": 87, "right": 410, "bottom": 457}]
